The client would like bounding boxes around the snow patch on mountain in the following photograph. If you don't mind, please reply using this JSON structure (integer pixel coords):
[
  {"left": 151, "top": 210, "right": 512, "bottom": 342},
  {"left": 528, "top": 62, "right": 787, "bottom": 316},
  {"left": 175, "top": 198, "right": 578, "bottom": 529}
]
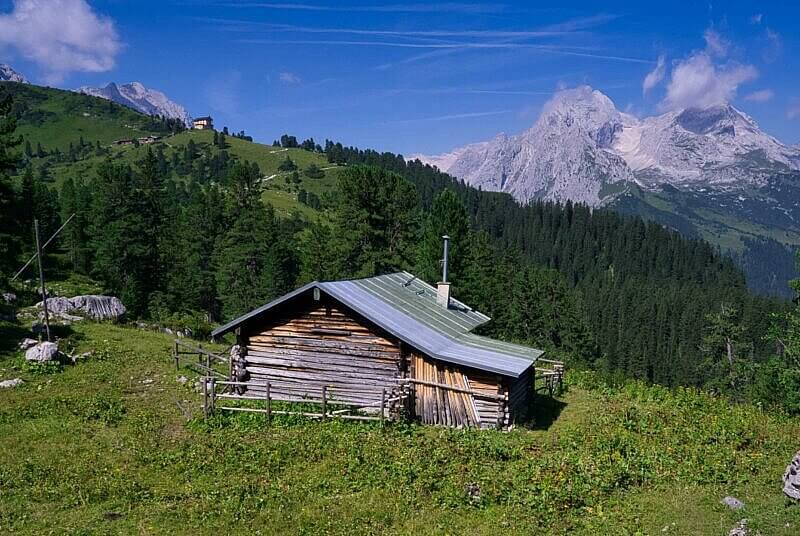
[
  {"left": 0, "top": 64, "right": 28, "bottom": 83},
  {"left": 415, "top": 86, "right": 800, "bottom": 206},
  {"left": 77, "top": 82, "right": 192, "bottom": 126}
]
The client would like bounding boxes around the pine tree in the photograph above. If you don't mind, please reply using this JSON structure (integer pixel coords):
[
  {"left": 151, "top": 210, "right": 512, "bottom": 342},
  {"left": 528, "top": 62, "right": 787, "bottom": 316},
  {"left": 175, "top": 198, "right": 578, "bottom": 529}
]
[
  {"left": 214, "top": 162, "right": 298, "bottom": 318},
  {"left": 332, "top": 165, "right": 419, "bottom": 277},
  {"left": 0, "top": 95, "right": 21, "bottom": 286},
  {"left": 416, "top": 189, "right": 470, "bottom": 287}
]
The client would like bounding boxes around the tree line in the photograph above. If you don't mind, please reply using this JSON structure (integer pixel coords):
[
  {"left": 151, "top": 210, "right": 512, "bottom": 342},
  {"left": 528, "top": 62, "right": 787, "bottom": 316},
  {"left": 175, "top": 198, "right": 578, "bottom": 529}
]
[{"left": 1, "top": 105, "right": 799, "bottom": 413}]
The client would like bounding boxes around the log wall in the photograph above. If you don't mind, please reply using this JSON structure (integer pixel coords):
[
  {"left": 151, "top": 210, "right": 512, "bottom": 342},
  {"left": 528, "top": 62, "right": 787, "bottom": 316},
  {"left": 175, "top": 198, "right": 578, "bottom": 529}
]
[
  {"left": 411, "top": 352, "right": 508, "bottom": 429},
  {"left": 242, "top": 303, "right": 404, "bottom": 409}
]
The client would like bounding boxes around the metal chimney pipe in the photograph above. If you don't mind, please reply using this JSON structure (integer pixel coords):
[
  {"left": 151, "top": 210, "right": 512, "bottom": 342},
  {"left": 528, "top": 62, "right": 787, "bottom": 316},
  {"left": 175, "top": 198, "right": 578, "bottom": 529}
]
[{"left": 441, "top": 235, "right": 450, "bottom": 283}]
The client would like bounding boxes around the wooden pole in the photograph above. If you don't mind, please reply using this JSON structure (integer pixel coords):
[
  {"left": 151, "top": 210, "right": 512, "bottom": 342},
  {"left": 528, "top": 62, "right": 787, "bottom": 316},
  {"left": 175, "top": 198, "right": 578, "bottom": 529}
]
[
  {"left": 321, "top": 385, "right": 327, "bottom": 420},
  {"left": 173, "top": 339, "right": 179, "bottom": 370},
  {"left": 210, "top": 377, "right": 216, "bottom": 416},
  {"left": 381, "top": 388, "right": 387, "bottom": 427},
  {"left": 34, "top": 219, "right": 51, "bottom": 342},
  {"left": 266, "top": 381, "right": 271, "bottom": 424},
  {"left": 202, "top": 377, "right": 208, "bottom": 420},
  {"left": 12, "top": 213, "right": 75, "bottom": 282}
]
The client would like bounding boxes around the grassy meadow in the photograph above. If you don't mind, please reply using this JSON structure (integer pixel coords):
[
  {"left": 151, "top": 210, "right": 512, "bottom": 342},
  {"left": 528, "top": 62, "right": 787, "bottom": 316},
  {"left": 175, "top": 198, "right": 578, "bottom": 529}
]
[{"left": 1, "top": 320, "right": 798, "bottom": 535}]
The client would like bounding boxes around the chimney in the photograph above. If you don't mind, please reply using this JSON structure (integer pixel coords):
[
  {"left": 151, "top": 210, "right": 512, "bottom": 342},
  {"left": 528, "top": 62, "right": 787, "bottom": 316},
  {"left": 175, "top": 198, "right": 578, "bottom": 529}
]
[{"left": 437, "top": 235, "right": 451, "bottom": 308}]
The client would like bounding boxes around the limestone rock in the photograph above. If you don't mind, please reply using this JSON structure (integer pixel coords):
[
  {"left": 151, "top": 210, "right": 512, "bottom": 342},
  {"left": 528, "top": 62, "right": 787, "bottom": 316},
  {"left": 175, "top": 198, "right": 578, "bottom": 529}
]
[
  {"left": 18, "top": 338, "right": 37, "bottom": 350},
  {"left": 0, "top": 378, "right": 23, "bottom": 388},
  {"left": 728, "top": 519, "right": 749, "bottom": 536},
  {"left": 784, "top": 451, "right": 800, "bottom": 500},
  {"left": 722, "top": 496, "right": 744, "bottom": 510},
  {"left": 25, "top": 341, "right": 60, "bottom": 363},
  {"left": 38, "top": 295, "right": 126, "bottom": 321},
  {"left": 2, "top": 292, "right": 16, "bottom": 304}
]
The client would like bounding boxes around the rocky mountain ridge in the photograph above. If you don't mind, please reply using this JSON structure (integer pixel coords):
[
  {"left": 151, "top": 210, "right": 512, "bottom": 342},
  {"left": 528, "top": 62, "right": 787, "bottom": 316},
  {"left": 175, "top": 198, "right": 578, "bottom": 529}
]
[
  {"left": 414, "top": 86, "right": 800, "bottom": 207},
  {"left": 77, "top": 81, "right": 192, "bottom": 126}
]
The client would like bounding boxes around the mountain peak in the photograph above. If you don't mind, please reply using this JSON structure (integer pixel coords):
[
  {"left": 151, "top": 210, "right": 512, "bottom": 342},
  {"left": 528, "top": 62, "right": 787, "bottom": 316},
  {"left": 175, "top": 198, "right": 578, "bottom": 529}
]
[
  {"left": 77, "top": 81, "right": 192, "bottom": 126},
  {"left": 0, "top": 63, "right": 28, "bottom": 83},
  {"left": 414, "top": 85, "right": 800, "bottom": 206}
]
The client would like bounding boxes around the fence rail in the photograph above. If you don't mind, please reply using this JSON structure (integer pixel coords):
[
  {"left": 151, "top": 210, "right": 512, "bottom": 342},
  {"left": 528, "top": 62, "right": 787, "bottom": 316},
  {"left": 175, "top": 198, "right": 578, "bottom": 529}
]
[
  {"left": 534, "top": 362, "right": 565, "bottom": 396},
  {"left": 173, "top": 339, "right": 228, "bottom": 378},
  {"left": 202, "top": 378, "right": 410, "bottom": 425}
]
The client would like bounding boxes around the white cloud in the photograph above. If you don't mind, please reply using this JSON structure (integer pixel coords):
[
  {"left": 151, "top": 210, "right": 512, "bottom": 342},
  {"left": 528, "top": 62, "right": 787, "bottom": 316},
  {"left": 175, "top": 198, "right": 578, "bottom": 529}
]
[
  {"left": 0, "top": 0, "right": 121, "bottom": 83},
  {"left": 278, "top": 71, "right": 301, "bottom": 84},
  {"left": 642, "top": 55, "right": 666, "bottom": 95},
  {"left": 661, "top": 53, "right": 757, "bottom": 110},
  {"left": 703, "top": 28, "right": 729, "bottom": 57},
  {"left": 750, "top": 13, "right": 763, "bottom": 25},
  {"left": 744, "top": 89, "right": 774, "bottom": 102},
  {"left": 660, "top": 29, "right": 758, "bottom": 111}
]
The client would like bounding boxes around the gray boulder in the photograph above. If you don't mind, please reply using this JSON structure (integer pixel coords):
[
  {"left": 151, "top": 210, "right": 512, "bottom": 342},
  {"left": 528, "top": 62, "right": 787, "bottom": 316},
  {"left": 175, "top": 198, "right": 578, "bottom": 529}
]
[
  {"left": 784, "top": 451, "right": 800, "bottom": 500},
  {"left": 38, "top": 295, "right": 126, "bottom": 321},
  {"left": 18, "top": 338, "right": 37, "bottom": 350},
  {"left": 69, "top": 295, "right": 126, "bottom": 320},
  {"left": 728, "top": 519, "right": 749, "bottom": 536},
  {"left": 722, "top": 496, "right": 744, "bottom": 510},
  {"left": 25, "top": 341, "right": 60, "bottom": 363},
  {"left": 2, "top": 292, "right": 16, "bottom": 304},
  {"left": 0, "top": 378, "right": 23, "bottom": 388},
  {"left": 39, "top": 296, "right": 73, "bottom": 315}
]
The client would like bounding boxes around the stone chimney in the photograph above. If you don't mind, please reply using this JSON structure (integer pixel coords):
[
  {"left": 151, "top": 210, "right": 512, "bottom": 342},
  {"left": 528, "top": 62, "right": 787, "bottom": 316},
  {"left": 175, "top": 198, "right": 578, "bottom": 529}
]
[{"left": 437, "top": 235, "right": 451, "bottom": 308}]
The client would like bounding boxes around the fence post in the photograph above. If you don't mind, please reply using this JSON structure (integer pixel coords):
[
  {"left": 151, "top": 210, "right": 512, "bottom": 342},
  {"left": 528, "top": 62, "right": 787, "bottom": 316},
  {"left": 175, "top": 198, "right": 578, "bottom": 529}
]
[
  {"left": 202, "top": 376, "right": 208, "bottom": 420},
  {"left": 321, "top": 385, "right": 327, "bottom": 420},
  {"left": 380, "top": 387, "right": 386, "bottom": 428},
  {"left": 173, "top": 340, "right": 179, "bottom": 371},
  {"left": 210, "top": 377, "right": 216, "bottom": 416},
  {"left": 266, "top": 381, "right": 271, "bottom": 425}
]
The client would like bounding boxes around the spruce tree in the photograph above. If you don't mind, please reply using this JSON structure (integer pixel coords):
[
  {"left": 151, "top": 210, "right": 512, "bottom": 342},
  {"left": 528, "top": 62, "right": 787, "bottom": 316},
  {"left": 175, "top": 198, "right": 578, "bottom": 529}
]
[
  {"left": 0, "top": 95, "right": 20, "bottom": 285},
  {"left": 416, "top": 189, "right": 470, "bottom": 287}
]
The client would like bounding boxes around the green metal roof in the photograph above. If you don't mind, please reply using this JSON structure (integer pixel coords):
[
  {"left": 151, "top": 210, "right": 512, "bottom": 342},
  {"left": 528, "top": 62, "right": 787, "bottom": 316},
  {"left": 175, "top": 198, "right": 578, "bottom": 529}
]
[{"left": 213, "top": 271, "right": 544, "bottom": 377}]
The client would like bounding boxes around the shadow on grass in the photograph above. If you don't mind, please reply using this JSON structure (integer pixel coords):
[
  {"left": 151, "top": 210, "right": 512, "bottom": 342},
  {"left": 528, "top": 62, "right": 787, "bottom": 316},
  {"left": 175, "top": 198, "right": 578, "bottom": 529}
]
[
  {"left": 527, "top": 393, "right": 568, "bottom": 431},
  {"left": 0, "top": 321, "right": 29, "bottom": 358}
]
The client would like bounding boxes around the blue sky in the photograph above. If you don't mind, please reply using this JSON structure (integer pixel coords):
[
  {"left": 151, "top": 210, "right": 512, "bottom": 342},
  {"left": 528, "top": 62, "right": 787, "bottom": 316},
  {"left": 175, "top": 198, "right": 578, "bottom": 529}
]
[{"left": 1, "top": 0, "right": 798, "bottom": 154}]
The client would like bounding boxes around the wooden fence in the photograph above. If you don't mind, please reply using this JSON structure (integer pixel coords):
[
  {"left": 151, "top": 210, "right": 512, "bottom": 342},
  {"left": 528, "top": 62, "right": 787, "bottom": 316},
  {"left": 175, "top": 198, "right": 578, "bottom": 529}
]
[
  {"left": 173, "top": 339, "right": 228, "bottom": 378},
  {"left": 202, "top": 378, "right": 412, "bottom": 425},
  {"left": 534, "top": 359, "right": 565, "bottom": 396}
]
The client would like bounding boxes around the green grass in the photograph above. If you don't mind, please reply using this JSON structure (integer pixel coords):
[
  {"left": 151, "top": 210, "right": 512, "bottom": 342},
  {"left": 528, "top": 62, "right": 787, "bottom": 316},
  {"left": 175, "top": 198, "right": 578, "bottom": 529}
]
[
  {"left": 1, "top": 320, "right": 798, "bottom": 534},
  {"left": 1, "top": 82, "right": 158, "bottom": 150},
  {"left": 43, "top": 128, "right": 342, "bottom": 219}
]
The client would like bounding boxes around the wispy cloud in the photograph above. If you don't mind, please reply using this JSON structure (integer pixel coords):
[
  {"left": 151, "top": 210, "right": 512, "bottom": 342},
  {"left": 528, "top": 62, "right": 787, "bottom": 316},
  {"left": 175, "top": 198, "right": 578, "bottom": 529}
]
[
  {"left": 217, "top": 3, "right": 508, "bottom": 14},
  {"left": 788, "top": 100, "right": 800, "bottom": 120},
  {"left": 538, "top": 13, "right": 619, "bottom": 32},
  {"left": 387, "top": 110, "right": 513, "bottom": 125},
  {"left": 750, "top": 13, "right": 763, "bottom": 25},
  {"left": 201, "top": 19, "right": 579, "bottom": 38},
  {"left": 237, "top": 38, "right": 652, "bottom": 64},
  {"left": 279, "top": 71, "right": 301, "bottom": 84},
  {"left": 744, "top": 89, "right": 774, "bottom": 102},
  {"left": 642, "top": 55, "right": 666, "bottom": 95},
  {"left": 0, "top": 0, "right": 121, "bottom": 83}
]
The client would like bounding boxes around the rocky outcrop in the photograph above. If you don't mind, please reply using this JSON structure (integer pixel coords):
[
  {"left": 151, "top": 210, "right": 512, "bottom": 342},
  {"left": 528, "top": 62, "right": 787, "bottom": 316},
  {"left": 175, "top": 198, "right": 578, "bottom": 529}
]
[
  {"left": 25, "top": 341, "right": 61, "bottom": 363},
  {"left": 77, "top": 82, "right": 192, "bottom": 126},
  {"left": 784, "top": 451, "right": 800, "bottom": 500},
  {"left": 38, "top": 295, "right": 126, "bottom": 321}
]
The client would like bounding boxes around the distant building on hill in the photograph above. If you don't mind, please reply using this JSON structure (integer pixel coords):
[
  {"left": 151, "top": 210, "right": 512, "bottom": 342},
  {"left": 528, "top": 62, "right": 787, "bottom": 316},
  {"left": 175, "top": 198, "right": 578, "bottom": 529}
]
[{"left": 192, "top": 116, "right": 213, "bottom": 130}]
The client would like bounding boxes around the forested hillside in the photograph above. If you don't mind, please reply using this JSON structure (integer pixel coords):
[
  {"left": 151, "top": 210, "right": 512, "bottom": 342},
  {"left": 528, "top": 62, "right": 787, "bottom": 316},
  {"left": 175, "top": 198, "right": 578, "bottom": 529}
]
[{"left": 1, "top": 83, "right": 799, "bottom": 414}]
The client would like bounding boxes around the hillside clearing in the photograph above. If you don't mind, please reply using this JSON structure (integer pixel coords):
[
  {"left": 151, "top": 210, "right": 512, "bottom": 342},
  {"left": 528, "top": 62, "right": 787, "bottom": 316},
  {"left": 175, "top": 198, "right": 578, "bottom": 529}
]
[{"left": 1, "top": 322, "right": 798, "bottom": 534}]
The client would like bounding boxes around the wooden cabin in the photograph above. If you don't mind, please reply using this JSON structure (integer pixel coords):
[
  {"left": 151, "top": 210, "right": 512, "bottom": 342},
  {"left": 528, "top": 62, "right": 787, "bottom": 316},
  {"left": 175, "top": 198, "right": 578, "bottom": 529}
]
[{"left": 211, "top": 271, "right": 545, "bottom": 430}]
